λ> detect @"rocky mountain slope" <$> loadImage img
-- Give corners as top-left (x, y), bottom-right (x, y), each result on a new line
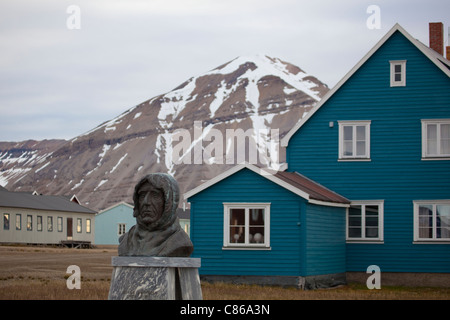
top-left (0, 55), bottom-right (328, 211)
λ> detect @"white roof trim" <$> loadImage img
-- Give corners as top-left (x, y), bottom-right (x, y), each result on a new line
top-left (184, 162), bottom-right (311, 202)
top-left (281, 23), bottom-right (450, 147)
top-left (97, 201), bottom-right (133, 215)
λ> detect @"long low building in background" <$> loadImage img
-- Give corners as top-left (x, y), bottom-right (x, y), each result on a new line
top-left (0, 186), bottom-right (96, 246)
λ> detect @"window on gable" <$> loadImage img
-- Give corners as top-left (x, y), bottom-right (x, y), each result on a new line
top-left (414, 201), bottom-right (450, 242)
top-left (118, 223), bottom-right (127, 236)
top-left (422, 119), bottom-right (450, 159)
top-left (390, 60), bottom-right (406, 87)
top-left (338, 121), bottom-right (371, 160)
top-left (223, 203), bottom-right (270, 249)
top-left (347, 201), bottom-right (384, 242)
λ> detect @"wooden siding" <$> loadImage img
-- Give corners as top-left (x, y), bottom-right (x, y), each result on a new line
top-left (287, 31), bottom-right (450, 273)
top-left (305, 204), bottom-right (346, 276)
top-left (94, 203), bottom-right (134, 245)
top-left (189, 168), bottom-right (305, 277)
top-left (0, 207), bottom-right (95, 244)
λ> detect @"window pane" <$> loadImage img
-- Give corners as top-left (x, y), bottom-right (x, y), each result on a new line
top-left (356, 141), bottom-right (366, 156)
top-left (249, 209), bottom-right (264, 244)
top-left (57, 217), bottom-right (63, 232)
top-left (419, 205), bottom-right (433, 238)
top-left (394, 64), bottom-right (402, 73)
top-left (343, 126), bottom-right (353, 141)
top-left (349, 205), bottom-right (362, 217)
top-left (27, 215), bottom-right (32, 231)
top-left (427, 124), bottom-right (437, 139)
top-left (365, 227), bottom-right (379, 238)
top-left (440, 124), bottom-right (450, 155)
top-left (348, 206), bottom-right (362, 238)
top-left (249, 209), bottom-right (264, 225)
top-left (249, 227), bottom-right (265, 243)
top-left (366, 205), bottom-right (379, 217)
top-left (77, 218), bottom-right (82, 233)
top-left (356, 126), bottom-right (366, 140)
top-left (3, 214), bottom-right (10, 230)
top-left (427, 124), bottom-right (437, 155)
top-left (348, 227), bottom-right (361, 238)
top-left (349, 216), bottom-right (361, 226)
top-left (37, 216), bottom-right (43, 231)
top-left (394, 73), bottom-right (402, 81)
top-left (344, 141), bottom-right (353, 156)
top-left (437, 205), bottom-right (450, 239)
top-left (47, 216), bottom-right (53, 232)
top-left (230, 209), bottom-right (245, 243)
top-left (16, 214), bottom-right (21, 230)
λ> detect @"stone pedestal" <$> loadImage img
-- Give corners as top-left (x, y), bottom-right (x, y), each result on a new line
top-left (108, 256), bottom-right (202, 300)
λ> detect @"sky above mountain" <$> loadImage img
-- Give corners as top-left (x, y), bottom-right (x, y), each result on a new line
top-left (1, 0), bottom-right (449, 141)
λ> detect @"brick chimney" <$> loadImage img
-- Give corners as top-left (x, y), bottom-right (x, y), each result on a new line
top-left (429, 22), bottom-right (444, 55)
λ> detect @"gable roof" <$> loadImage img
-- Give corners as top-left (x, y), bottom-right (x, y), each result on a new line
top-left (0, 189), bottom-right (96, 214)
top-left (184, 162), bottom-right (350, 207)
top-left (97, 201), bottom-right (133, 215)
top-left (281, 23), bottom-right (450, 147)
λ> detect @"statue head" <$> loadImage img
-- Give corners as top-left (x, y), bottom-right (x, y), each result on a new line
top-left (132, 173), bottom-right (179, 231)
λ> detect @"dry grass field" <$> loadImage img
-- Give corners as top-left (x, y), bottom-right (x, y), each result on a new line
top-left (0, 245), bottom-right (449, 300)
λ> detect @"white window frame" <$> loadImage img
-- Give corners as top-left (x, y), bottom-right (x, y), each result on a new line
top-left (390, 60), bottom-right (406, 87)
top-left (223, 203), bottom-right (271, 250)
top-left (118, 223), bottom-right (127, 236)
top-left (346, 200), bottom-right (384, 242)
top-left (338, 121), bottom-right (371, 160)
top-left (86, 219), bottom-right (91, 234)
top-left (413, 200), bottom-right (450, 243)
top-left (57, 216), bottom-right (63, 232)
top-left (421, 119), bottom-right (450, 159)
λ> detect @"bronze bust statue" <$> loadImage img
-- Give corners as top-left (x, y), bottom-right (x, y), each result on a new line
top-left (118, 173), bottom-right (193, 257)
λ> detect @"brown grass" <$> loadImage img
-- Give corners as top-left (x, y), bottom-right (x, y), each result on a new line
top-left (0, 245), bottom-right (449, 300)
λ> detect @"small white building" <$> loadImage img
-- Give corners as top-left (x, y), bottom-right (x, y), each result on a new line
top-left (0, 188), bottom-right (96, 246)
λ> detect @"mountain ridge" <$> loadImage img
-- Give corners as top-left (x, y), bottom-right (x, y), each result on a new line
top-left (0, 55), bottom-right (329, 211)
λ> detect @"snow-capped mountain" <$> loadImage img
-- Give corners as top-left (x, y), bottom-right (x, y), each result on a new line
top-left (0, 55), bottom-right (328, 211)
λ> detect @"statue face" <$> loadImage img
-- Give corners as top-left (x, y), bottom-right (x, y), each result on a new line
top-left (136, 182), bottom-right (165, 225)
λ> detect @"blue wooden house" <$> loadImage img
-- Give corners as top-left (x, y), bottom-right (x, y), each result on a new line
top-left (185, 24), bottom-right (450, 288)
top-left (94, 201), bottom-right (134, 245)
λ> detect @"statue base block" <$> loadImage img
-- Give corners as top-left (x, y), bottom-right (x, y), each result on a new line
top-left (108, 256), bottom-right (202, 300)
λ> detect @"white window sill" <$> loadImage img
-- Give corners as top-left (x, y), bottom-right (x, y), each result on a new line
top-left (222, 246), bottom-right (272, 251)
top-left (338, 158), bottom-right (371, 162)
top-left (421, 157), bottom-right (450, 161)
top-left (346, 240), bottom-right (384, 244)
top-left (413, 241), bottom-right (450, 244)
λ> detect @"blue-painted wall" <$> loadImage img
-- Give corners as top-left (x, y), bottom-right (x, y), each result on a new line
top-left (94, 203), bottom-right (134, 245)
top-left (189, 168), bottom-right (346, 277)
top-left (287, 31), bottom-right (450, 272)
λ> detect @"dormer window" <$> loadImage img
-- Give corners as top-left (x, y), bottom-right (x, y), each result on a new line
top-left (390, 60), bottom-right (406, 87)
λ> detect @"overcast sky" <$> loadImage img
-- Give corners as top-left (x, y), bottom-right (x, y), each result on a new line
top-left (1, 0), bottom-right (449, 142)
